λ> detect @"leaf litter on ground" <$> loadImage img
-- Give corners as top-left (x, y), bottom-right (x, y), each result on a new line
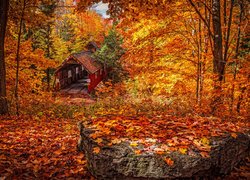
top-left (0, 113), bottom-right (249, 179)
top-left (0, 115), bottom-right (91, 179)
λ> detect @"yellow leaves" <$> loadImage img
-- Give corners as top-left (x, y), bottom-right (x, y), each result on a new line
top-left (201, 137), bottom-right (210, 145)
top-left (131, 18), bottom-right (166, 43)
top-left (93, 147), bottom-right (100, 154)
top-left (95, 138), bottom-right (103, 144)
top-left (111, 138), bottom-right (122, 144)
top-left (179, 148), bottom-right (187, 155)
top-left (164, 157), bottom-right (174, 166)
top-left (126, 126), bottom-right (135, 133)
top-left (130, 141), bottom-right (138, 147)
top-left (193, 137), bottom-right (211, 151)
top-left (192, 137), bottom-right (211, 158)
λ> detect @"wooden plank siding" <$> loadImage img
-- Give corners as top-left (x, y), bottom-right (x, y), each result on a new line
top-left (54, 50), bottom-right (107, 93)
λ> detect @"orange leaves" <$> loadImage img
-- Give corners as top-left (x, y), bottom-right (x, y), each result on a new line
top-left (134, 150), bottom-right (142, 155)
top-left (200, 152), bottom-right (210, 158)
top-left (154, 148), bottom-right (165, 155)
top-left (164, 158), bottom-right (174, 166)
top-left (54, 149), bottom-right (63, 155)
top-left (193, 139), bottom-right (211, 152)
top-left (231, 133), bottom-right (238, 139)
top-left (93, 147), bottom-right (101, 154)
top-left (86, 114), bottom-right (248, 159)
top-left (0, 116), bottom-right (91, 179)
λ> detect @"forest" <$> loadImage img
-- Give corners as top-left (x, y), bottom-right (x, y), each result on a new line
top-left (0, 0), bottom-right (249, 179)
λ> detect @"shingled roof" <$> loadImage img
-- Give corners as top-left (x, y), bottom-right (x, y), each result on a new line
top-left (56, 51), bottom-right (102, 74)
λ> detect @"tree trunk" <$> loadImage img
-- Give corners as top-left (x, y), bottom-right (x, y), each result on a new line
top-left (0, 0), bottom-right (9, 115)
top-left (46, 24), bottom-right (51, 91)
top-left (230, 2), bottom-right (243, 113)
top-left (14, 0), bottom-right (26, 116)
top-left (46, 68), bottom-right (50, 91)
top-left (210, 0), bottom-right (224, 114)
top-left (223, 0), bottom-right (234, 66)
top-left (212, 0), bottom-right (224, 81)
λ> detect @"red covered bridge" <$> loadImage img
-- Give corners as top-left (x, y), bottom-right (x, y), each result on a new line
top-left (54, 50), bottom-right (107, 93)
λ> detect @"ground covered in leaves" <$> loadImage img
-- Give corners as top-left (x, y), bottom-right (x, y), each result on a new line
top-left (0, 116), bottom-right (92, 179)
top-left (86, 114), bottom-right (249, 158)
top-left (0, 114), bottom-right (249, 179)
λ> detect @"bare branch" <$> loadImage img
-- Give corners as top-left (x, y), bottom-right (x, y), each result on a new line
top-left (187, 0), bottom-right (214, 40)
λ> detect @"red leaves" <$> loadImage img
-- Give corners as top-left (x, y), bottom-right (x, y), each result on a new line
top-left (87, 114), bottom-right (247, 157)
top-left (0, 111), bottom-right (247, 179)
top-left (0, 116), bottom-right (90, 179)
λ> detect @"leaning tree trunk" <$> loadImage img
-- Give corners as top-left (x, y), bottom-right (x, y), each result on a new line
top-left (0, 0), bottom-right (9, 115)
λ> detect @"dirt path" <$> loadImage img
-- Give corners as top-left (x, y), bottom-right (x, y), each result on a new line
top-left (56, 81), bottom-right (96, 106)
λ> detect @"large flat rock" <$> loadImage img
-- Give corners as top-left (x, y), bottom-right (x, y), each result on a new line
top-left (77, 122), bottom-right (250, 179)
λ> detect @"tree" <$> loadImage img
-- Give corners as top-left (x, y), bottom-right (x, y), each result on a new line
top-left (31, 0), bottom-right (57, 91)
top-left (94, 27), bottom-right (125, 83)
top-left (0, 0), bottom-right (9, 115)
top-left (7, 0), bottom-right (58, 114)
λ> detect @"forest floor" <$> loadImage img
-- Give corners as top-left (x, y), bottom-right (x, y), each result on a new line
top-left (1, 115), bottom-right (249, 179)
top-left (0, 95), bottom-right (249, 179)
top-left (0, 116), bottom-right (92, 179)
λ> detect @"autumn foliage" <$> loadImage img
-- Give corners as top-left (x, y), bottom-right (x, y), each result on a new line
top-left (0, 0), bottom-right (249, 179)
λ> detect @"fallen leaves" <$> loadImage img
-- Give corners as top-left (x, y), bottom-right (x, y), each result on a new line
top-left (154, 148), bottom-right (165, 154)
top-left (111, 138), bottom-right (122, 144)
top-left (164, 158), bottom-right (174, 166)
top-left (200, 151), bottom-right (210, 158)
top-left (93, 147), bottom-right (101, 154)
top-left (130, 141), bottom-right (138, 147)
top-left (87, 114), bottom-right (248, 158)
top-left (95, 138), bottom-right (103, 144)
top-left (201, 137), bottom-right (210, 145)
top-left (0, 115), bottom-right (91, 179)
top-left (231, 133), bottom-right (238, 139)
top-left (179, 148), bottom-right (187, 154)
top-left (0, 111), bottom-right (248, 179)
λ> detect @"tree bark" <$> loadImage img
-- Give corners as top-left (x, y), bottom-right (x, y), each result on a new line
top-left (210, 0), bottom-right (225, 114)
top-left (223, 0), bottom-right (234, 66)
top-left (46, 24), bottom-right (52, 91)
top-left (0, 0), bottom-right (9, 115)
top-left (212, 0), bottom-right (224, 81)
top-left (230, 2), bottom-right (243, 113)
top-left (14, 0), bottom-right (26, 116)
